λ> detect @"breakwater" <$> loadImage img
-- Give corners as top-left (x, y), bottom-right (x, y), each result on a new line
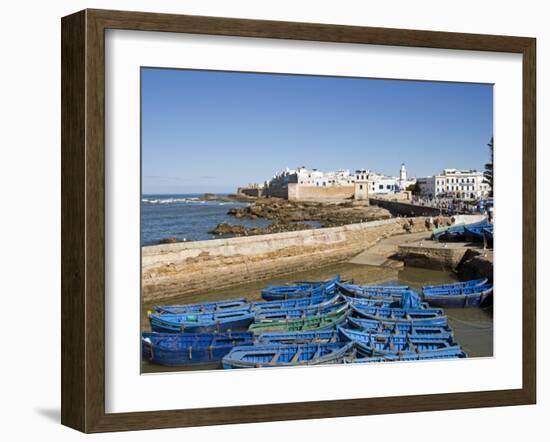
top-left (142, 217), bottom-right (436, 302)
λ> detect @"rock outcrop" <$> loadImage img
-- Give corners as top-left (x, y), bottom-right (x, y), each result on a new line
top-left (209, 221), bottom-right (314, 237)
top-left (227, 199), bottom-right (392, 227)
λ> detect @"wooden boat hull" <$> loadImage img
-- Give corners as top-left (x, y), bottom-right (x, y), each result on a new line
top-left (261, 275), bottom-right (340, 301)
top-left (248, 310), bottom-right (348, 334)
top-left (337, 284), bottom-right (423, 309)
top-left (253, 300), bottom-right (347, 322)
top-left (153, 297), bottom-right (249, 314)
top-left (252, 294), bottom-right (330, 311)
top-left (350, 305), bottom-right (447, 326)
top-left (433, 220), bottom-right (491, 242)
top-left (142, 332), bottom-right (254, 366)
top-left (422, 287), bottom-right (493, 308)
top-left (149, 310), bottom-right (255, 333)
top-left (343, 318), bottom-right (454, 339)
top-left (338, 327), bottom-right (458, 357)
top-left (255, 330), bottom-right (339, 345)
top-left (222, 342), bottom-right (354, 369)
top-left (422, 278), bottom-right (488, 291)
top-left (337, 282), bottom-right (409, 295)
top-left (153, 294), bottom-right (334, 315)
top-left (342, 295), bottom-right (428, 310)
top-left (350, 348), bottom-right (467, 363)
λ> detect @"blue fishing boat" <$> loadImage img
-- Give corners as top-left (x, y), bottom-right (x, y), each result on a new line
top-left (422, 278), bottom-right (488, 291)
top-left (433, 219), bottom-right (491, 242)
top-left (423, 283), bottom-right (492, 295)
top-left (336, 284), bottom-right (423, 309)
top-left (464, 222), bottom-right (493, 242)
top-left (338, 327), bottom-right (458, 357)
top-left (350, 304), bottom-right (447, 326)
top-left (350, 348), bottom-right (467, 363)
top-left (153, 297), bottom-right (249, 314)
top-left (255, 330), bottom-right (339, 344)
top-left (252, 294), bottom-right (331, 312)
top-left (248, 308), bottom-right (348, 333)
top-left (342, 294), bottom-right (428, 310)
top-left (422, 284), bottom-right (493, 308)
top-left (149, 309), bottom-right (255, 333)
top-left (142, 332), bottom-right (254, 366)
top-left (346, 316), bottom-right (453, 338)
top-left (341, 295), bottom-right (400, 308)
top-left (253, 301), bottom-right (348, 322)
top-left (337, 282), bottom-right (409, 295)
top-left (222, 342), bottom-right (354, 369)
top-left (261, 275), bottom-right (341, 301)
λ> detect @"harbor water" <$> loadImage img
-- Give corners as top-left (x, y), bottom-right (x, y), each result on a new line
top-left (141, 263), bottom-right (493, 373)
top-left (141, 194), bottom-right (271, 245)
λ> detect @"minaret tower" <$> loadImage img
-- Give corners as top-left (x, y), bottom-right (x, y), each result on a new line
top-left (399, 163), bottom-right (407, 190)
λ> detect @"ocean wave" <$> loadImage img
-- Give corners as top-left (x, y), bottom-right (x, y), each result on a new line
top-left (140, 197), bottom-right (237, 206)
top-left (142, 197), bottom-right (201, 205)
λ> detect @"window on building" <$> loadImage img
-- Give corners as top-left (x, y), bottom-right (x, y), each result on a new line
top-left (359, 184), bottom-right (363, 190)
top-left (378, 184), bottom-right (383, 190)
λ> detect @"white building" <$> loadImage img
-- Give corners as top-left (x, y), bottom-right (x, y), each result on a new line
top-left (265, 164), bottom-right (416, 199)
top-left (417, 169), bottom-right (490, 199)
top-left (355, 164), bottom-right (416, 195)
top-left (269, 167), bottom-right (354, 188)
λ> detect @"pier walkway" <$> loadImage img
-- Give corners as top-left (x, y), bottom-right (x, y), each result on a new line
top-left (349, 231), bottom-right (430, 268)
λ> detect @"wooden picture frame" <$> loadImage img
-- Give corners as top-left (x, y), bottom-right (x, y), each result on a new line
top-left (61, 8), bottom-right (536, 433)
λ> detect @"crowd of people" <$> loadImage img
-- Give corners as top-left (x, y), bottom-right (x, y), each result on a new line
top-left (410, 196), bottom-right (489, 216)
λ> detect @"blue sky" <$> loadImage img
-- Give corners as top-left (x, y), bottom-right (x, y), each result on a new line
top-left (141, 68), bottom-right (493, 194)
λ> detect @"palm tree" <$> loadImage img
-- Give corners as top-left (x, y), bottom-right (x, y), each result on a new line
top-left (484, 137), bottom-right (494, 197)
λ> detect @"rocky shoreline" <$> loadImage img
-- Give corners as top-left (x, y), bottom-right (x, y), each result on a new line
top-left (200, 192), bottom-right (254, 203)
top-left (227, 198), bottom-right (392, 225)
top-left (209, 221), bottom-right (315, 237)
top-left (203, 198), bottom-right (398, 238)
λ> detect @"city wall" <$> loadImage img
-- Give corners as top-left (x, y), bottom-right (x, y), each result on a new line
top-left (142, 217), bottom-right (433, 302)
top-left (287, 183), bottom-right (355, 202)
top-left (369, 198), bottom-right (444, 217)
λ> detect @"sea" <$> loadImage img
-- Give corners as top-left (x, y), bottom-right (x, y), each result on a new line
top-left (141, 193), bottom-right (272, 246)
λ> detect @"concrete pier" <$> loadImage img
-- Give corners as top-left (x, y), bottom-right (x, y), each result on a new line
top-left (142, 217), bottom-right (436, 302)
top-left (398, 239), bottom-right (492, 276)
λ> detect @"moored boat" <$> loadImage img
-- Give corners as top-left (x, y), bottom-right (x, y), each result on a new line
top-left (464, 221), bottom-right (493, 242)
top-left (422, 284), bottom-right (493, 308)
top-left (261, 275), bottom-right (340, 301)
top-left (338, 327), bottom-right (458, 357)
top-left (255, 330), bottom-right (339, 345)
top-left (142, 332), bottom-right (254, 366)
top-left (149, 309), bottom-right (255, 333)
top-left (337, 282), bottom-right (409, 295)
top-left (346, 316), bottom-right (453, 338)
top-left (222, 342), bottom-right (354, 369)
top-left (422, 278), bottom-right (488, 291)
top-left (349, 348), bottom-right (467, 363)
top-left (342, 294), bottom-right (428, 310)
top-left (153, 297), bottom-right (249, 314)
top-left (336, 283), bottom-right (423, 308)
top-left (252, 294), bottom-right (332, 312)
top-left (350, 304), bottom-right (448, 326)
top-left (433, 219), bottom-right (491, 242)
top-left (248, 309), bottom-right (348, 334)
top-left (253, 300), bottom-right (348, 322)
